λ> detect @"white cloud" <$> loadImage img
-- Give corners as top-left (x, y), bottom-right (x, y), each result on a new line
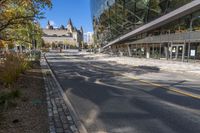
top-left (49, 20), bottom-right (56, 26)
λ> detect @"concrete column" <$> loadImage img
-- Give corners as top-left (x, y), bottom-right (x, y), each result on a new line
top-left (182, 43), bottom-right (185, 62)
top-left (159, 43), bottom-right (162, 59)
top-left (127, 44), bottom-right (132, 57)
top-left (19, 45), bottom-right (22, 53)
top-left (110, 46), bottom-right (113, 55)
top-left (187, 42), bottom-right (191, 62)
top-left (136, 44), bottom-right (138, 57)
top-left (170, 42), bottom-right (173, 60)
top-left (146, 45), bottom-right (150, 59)
top-left (164, 46), bottom-right (168, 59)
top-left (167, 42), bottom-right (170, 60)
top-left (175, 45), bottom-right (178, 59)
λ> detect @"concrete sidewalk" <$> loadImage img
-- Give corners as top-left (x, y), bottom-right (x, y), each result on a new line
top-left (84, 54), bottom-right (200, 75)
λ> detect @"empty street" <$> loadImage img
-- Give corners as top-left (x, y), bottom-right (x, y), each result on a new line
top-left (45, 50), bottom-right (200, 133)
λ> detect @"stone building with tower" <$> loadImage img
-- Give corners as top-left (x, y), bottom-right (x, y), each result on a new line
top-left (42, 19), bottom-right (83, 49)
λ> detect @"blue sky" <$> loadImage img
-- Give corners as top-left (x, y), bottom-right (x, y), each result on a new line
top-left (39, 0), bottom-right (93, 32)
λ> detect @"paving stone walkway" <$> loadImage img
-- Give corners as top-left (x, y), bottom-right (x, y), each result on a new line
top-left (41, 56), bottom-right (79, 133)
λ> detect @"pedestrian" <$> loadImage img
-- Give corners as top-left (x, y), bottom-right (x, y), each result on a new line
top-left (60, 47), bottom-right (62, 53)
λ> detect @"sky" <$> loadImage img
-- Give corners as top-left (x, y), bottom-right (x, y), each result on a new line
top-left (39, 0), bottom-right (93, 33)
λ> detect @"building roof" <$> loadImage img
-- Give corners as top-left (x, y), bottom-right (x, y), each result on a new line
top-left (42, 36), bottom-right (74, 44)
top-left (68, 18), bottom-right (73, 26)
top-left (43, 29), bottom-right (72, 37)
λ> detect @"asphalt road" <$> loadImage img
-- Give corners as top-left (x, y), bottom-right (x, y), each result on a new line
top-left (46, 50), bottom-right (200, 133)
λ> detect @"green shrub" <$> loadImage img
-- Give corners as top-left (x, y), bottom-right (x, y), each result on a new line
top-left (34, 51), bottom-right (41, 61)
top-left (29, 50), bottom-right (41, 61)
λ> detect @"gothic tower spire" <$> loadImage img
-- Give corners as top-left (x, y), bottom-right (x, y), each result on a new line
top-left (48, 20), bottom-right (50, 25)
top-left (80, 26), bottom-right (83, 34)
top-left (68, 18), bottom-right (73, 26)
top-left (47, 20), bottom-right (53, 29)
top-left (67, 18), bottom-right (74, 33)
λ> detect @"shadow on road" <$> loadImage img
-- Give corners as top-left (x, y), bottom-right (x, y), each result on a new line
top-left (46, 53), bottom-right (200, 133)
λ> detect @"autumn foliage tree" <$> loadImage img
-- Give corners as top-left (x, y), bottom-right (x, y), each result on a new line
top-left (0, 0), bottom-right (52, 48)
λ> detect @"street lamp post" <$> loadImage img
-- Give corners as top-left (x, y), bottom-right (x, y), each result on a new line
top-left (31, 29), bottom-right (38, 60)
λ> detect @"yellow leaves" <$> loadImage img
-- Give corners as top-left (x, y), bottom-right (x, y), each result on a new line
top-left (1, 4), bottom-right (32, 27)
top-left (0, 40), bottom-right (9, 48)
top-left (20, 0), bottom-right (32, 7)
top-left (0, 0), bottom-right (52, 47)
top-left (0, 40), bottom-right (14, 49)
top-left (0, 40), bottom-right (4, 48)
top-left (1, 9), bottom-right (15, 20)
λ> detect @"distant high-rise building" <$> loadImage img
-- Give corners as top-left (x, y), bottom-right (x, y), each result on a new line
top-left (84, 32), bottom-right (94, 45)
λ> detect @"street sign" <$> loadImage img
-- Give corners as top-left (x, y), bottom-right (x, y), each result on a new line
top-left (190, 50), bottom-right (195, 56)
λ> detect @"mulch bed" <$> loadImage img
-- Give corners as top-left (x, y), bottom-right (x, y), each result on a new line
top-left (0, 61), bottom-right (49, 133)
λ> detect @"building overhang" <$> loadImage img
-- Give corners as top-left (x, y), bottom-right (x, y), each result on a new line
top-left (125, 31), bottom-right (200, 45)
top-left (103, 0), bottom-right (200, 49)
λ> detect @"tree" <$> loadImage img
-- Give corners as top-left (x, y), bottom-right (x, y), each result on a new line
top-left (0, 40), bottom-right (7, 49)
top-left (0, 0), bottom-right (52, 47)
top-left (1, 21), bottom-right (43, 48)
top-left (0, 0), bottom-right (52, 32)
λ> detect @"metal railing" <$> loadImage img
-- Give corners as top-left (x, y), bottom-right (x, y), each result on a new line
top-left (130, 31), bottom-right (200, 44)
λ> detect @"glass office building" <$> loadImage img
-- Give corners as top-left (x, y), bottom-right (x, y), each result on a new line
top-left (91, 0), bottom-right (200, 61)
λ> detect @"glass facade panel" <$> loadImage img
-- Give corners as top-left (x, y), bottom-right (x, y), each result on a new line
top-left (91, 0), bottom-right (194, 47)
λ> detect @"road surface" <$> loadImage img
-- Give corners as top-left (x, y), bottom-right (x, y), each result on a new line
top-left (46, 50), bottom-right (200, 133)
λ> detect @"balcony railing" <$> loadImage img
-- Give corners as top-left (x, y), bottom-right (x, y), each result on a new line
top-left (131, 31), bottom-right (200, 44)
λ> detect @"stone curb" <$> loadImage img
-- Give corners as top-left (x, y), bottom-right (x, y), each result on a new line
top-left (41, 54), bottom-right (88, 133)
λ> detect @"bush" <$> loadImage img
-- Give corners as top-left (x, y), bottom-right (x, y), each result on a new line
top-left (34, 51), bottom-right (41, 61)
top-left (29, 50), bottom-right (41, 61)
top-left (41, 48), bottom-right (49, 52)
top-left (0, 53), bottom-right (30, 87)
